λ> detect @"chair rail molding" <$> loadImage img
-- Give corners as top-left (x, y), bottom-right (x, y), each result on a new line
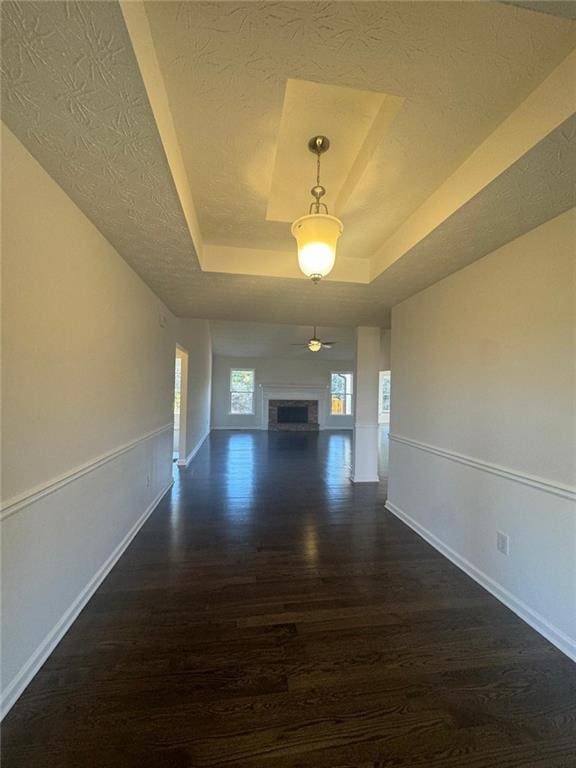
top-left (1, 424), bottom-right (174, 521)
top-left (389, 433), bottom-right (575, 501)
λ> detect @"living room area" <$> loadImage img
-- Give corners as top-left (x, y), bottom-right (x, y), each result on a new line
top-left (208, 320), bottom-right (392, 475)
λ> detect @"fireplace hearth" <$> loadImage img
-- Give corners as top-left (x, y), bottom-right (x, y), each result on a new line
top-left (269, 399), bottom-right (318, 431)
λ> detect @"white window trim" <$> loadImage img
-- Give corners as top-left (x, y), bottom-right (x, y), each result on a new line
top-left (229, 368), bottom-right (256, 415)
top-left (330, 371), bottom-right (354, 417)
top-left (379, 370), bottom-right (391, 416)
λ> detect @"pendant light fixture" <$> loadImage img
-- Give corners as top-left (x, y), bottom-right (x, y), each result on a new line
top-left (291, 136), bottom-right (343, 282)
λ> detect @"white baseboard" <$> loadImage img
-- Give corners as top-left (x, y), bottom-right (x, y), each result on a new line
top-left (385, 499), bottom-right (576, 664)
top-left (352, 473), bottom-right (379, 483)
top-left (0, 480), bottom-right (174, 719)
top-left (177, 428), bottom-right (210, 467)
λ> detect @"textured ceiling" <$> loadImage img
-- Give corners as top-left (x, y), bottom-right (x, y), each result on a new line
top-left (210, 321), bottom-right (355, 360)
top-left (1, 1), bottom-right (575, 328)
top-left (145, 0), bottom-right (575, 259)
top-left (0, 0), bottom-right (201, 303)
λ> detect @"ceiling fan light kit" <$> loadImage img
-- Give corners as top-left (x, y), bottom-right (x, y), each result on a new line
top-left (291, 135), bottom-right (343, 282)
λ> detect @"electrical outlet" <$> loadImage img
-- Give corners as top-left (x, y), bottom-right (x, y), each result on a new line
top-left (496, 531), bottom-right (509, 556)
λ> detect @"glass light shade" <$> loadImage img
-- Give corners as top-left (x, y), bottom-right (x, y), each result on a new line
top-left (291, 213), bottom-right (343, 280)
top-left (308, 338), bottom-right (322, 352)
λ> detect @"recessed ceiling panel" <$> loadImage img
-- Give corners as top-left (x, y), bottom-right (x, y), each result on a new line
top-left (2, 0), bottom-right (575, 327)
top-left (145, 0), bottom-right (576, 261)
top-left (266, 79), bottom-right (402, 225)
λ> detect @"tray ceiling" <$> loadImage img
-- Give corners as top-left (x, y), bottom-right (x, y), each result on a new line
top-left (1, 0), bottom-right (575, 327)
top-left (266, 79), bottom-right (403, 229)
top-left (145, 0), bottom-right (575, 262)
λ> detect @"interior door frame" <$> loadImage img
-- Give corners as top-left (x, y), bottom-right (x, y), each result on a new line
top-left (175, 344), bottom-right (189, 465)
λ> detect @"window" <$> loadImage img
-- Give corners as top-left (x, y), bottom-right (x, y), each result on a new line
top-left (331, 372), bottom-right (353, 415)
top-left (230, 369), bottom-right (255, 414)
top-left (379, 370), bottom-right (391, 416)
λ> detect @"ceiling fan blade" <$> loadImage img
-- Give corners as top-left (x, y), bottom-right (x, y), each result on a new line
top-left (321, 341), bottom-right (337, 347)
top-left (290, 343), bottom-right (309, 346)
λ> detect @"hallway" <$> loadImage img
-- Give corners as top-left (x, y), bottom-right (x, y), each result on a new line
top-left (2, 431), bottom-right (575, 767)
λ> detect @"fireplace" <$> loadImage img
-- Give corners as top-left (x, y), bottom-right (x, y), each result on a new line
top-left (268, 399), bottom-right (319, 431)
top-left (278, 405), bottom-right (308, 424)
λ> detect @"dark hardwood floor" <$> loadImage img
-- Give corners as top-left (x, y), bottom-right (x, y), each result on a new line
top-left (2, 430), bottom-right (575, 767)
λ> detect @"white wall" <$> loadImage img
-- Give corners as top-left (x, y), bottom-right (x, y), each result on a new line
top-left (211, 355), bottom-right (355, 430)
top-left (0, 125), bottom-right (212, 715)
top-left (352, 327), bottom-right (381, 483)
top-left (387, 208), bottom-right (576, 660)
top-left (379, 329), bottom-right (391, 370)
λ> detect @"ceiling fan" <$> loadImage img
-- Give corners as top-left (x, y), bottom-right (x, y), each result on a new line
top-left (292, 327), bottom-right (337, 353)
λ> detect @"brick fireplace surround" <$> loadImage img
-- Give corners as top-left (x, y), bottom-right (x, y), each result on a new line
top-left (268, 399), bottom-right (319, 431)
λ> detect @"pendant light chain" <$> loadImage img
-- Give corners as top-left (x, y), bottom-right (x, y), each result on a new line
top-left (310, 137), bottom-right (328, 215)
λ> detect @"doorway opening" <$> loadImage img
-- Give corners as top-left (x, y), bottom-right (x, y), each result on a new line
top-left (173, 345), bottom-right (189, 464)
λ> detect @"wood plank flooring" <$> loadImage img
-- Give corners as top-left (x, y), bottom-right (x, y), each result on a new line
top-left (2, 430), bottom-right (575, 767)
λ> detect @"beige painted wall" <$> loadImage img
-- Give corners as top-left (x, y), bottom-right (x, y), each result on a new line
top-left (388, 208), bottom-right (576, 658)
top-left (0, 125), bottom-right (212, 714)
top-left (1, 123), bottom-right (177, 501)
top-left (379, 329), bottom-right (391, 371)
